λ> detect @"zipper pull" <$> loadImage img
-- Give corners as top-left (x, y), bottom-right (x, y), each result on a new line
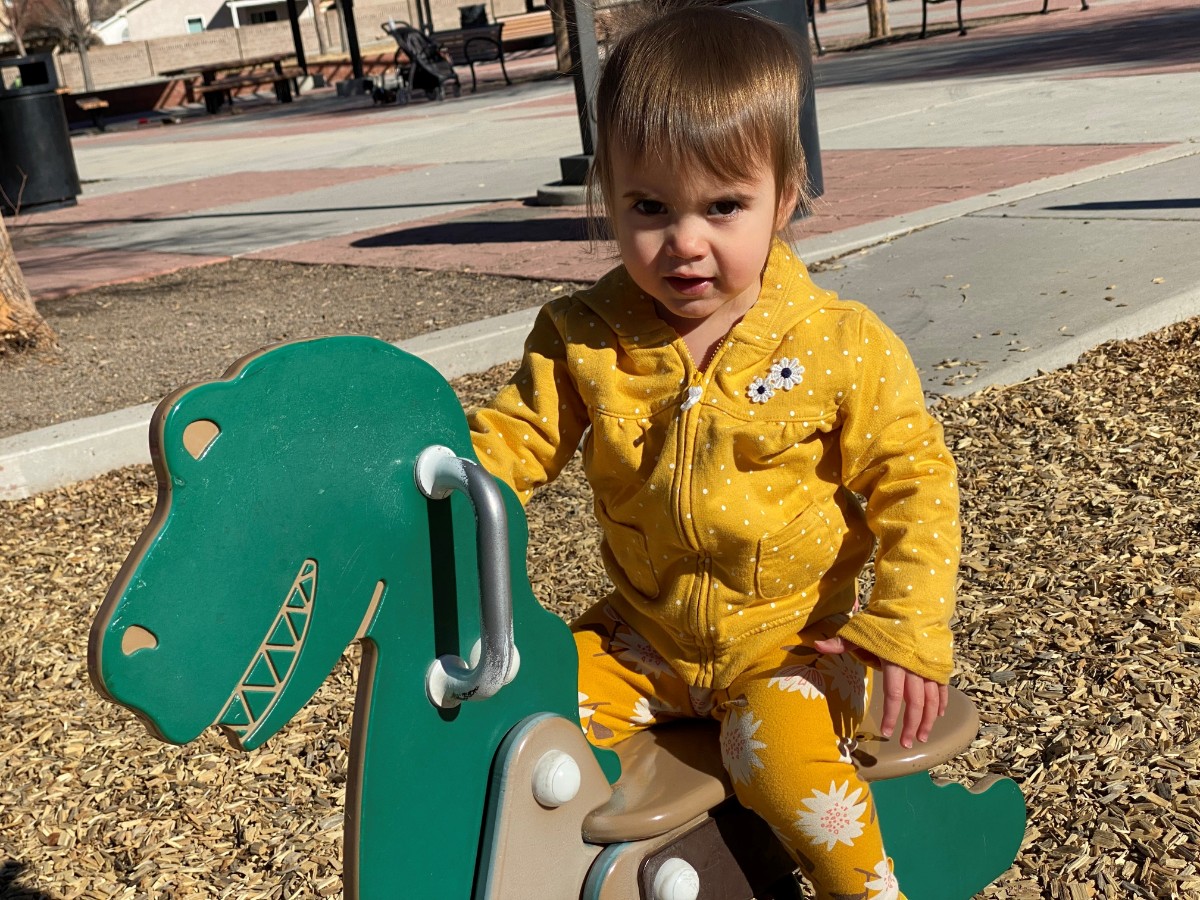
top-left (681, 385), bottom-right (703, 412)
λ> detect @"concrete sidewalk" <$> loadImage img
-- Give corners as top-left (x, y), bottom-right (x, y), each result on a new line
top-left (3, 0), bottom-right (1199, 499)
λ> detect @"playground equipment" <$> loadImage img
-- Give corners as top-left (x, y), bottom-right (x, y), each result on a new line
top-left (89, 336), bottom-right (1026, 899)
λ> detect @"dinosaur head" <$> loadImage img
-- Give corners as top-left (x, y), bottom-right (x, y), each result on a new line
top-left (89, 336), bottom-right (470, 750)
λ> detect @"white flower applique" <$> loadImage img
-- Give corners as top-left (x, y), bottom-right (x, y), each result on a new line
top-left (748, 377), bottom-right (776, 404)
top-left (747, 357), bottom-right (804, 403)
top-left (769, 357), bottom-right (804, 390)
top-left (681, 385), bottom-right (704, 411)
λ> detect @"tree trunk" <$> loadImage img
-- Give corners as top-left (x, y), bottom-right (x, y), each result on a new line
top-left (0, 216), bottom-right (56, 354)
top-left (867, 0), bottom-right (891, 38)
top-left (77, 40), bottom-right (96, 92)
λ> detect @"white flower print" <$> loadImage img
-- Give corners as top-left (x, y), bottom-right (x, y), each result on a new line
top-left (769, 357), bottom-right (804, 390)
top-left (688, 686), bottom-right (716, 717)
top-left (611, 628), bottom-right (677, 679)
top-left (747, 377), bottom-right (776, 403)
top-left (720, 705), bottom-right (768, 785)
top-left (864, 856), bottom-right (900, 900)
top-left (796, 780), bottom-right (868, 851)
top-left (817, 652), bottom-right (868, 715)
top-left (836, 735), bottom-right (858, 766)
top-left (578, 691), bottom-right (595, 727)
top-left (768, 663), bottom-right (826, 699)
top-left (631, 694), bottom-right (678, 725)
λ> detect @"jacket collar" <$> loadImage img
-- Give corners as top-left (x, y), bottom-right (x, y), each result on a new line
top-left (576, 238), bottom-right (827, 351)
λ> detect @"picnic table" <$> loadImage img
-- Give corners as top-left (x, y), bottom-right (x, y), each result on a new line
top-left (160, 53), bottom-right (303, 114)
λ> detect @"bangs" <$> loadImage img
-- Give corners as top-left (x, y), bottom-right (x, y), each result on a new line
top-left (589, 5), bottom-right (810, 231)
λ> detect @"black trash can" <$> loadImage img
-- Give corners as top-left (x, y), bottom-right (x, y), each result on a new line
top-left (460, 4), bottom-right (489, 27)
top-left (0, 54), bottom-right (82, 216)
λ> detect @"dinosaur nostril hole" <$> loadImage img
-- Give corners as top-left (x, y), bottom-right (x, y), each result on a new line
top-left (121, 625), bottom-right (158, 656)
top-left (182, 419), bottom-right (220, 460)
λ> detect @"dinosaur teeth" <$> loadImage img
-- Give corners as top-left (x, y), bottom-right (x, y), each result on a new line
top-left (213, 558), bottom-right (316, 742)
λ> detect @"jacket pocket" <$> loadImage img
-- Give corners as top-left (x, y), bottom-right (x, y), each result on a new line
top-left (755, 503), bottom-right (836, 601)
top-left (600, 517), bottom-right (660, 598)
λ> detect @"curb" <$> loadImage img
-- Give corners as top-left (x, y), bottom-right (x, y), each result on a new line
top-left (0, 308), bottom-right (537, 501)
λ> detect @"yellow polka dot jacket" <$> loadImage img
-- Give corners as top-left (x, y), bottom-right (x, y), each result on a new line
top-left (469, 240), bottom-right (960, 687)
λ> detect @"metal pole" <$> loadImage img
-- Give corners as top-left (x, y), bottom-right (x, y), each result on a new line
top-left (557, 0), bottom-right (600, 185)
top-left (343, 0), bottom-right (364, 79)
top-left (728, 0), bottom-right (824, 198)
top-left (285, 0), bottom-right (309, 73)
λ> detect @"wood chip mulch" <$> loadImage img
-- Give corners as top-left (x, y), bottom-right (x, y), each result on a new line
top-left (1, 318), bottom-right (1197, 899)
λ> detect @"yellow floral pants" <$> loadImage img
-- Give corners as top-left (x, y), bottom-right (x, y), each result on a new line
top-left (573, 602), bottom-right (905, 900)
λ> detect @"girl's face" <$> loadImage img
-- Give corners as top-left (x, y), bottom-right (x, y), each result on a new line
top-left (609, 148), bottom-right (794, 332)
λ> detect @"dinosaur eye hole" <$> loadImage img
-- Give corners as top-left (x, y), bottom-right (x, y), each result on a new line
top-left (121, 625), bottom-right (159, 656)
top-left (183, 419), bottom-right (220, 460)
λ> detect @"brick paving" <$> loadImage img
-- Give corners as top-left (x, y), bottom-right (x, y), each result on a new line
top-left (245, 143), bottom-right (1168, 283)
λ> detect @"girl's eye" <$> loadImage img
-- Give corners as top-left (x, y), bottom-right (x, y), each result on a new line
top-left (633, 199), bottom-right (666, 216)
top-left (710, 200), bottom-right (741, 217)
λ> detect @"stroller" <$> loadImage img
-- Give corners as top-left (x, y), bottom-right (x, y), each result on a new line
top-left (376, 19), bottom-right (462, 104)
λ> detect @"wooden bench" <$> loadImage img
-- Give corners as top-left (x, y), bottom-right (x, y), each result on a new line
top-left (495, 8), bottom-right (555, 50)
top-left (191, 66), bottom-right (305, 111)
top-left (431, 24), bottom-right (511, 92)
top-left (74, 96), bottom-right (110, 131)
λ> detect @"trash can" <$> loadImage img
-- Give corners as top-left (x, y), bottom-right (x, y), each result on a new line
top-left (459, 4), bottom-right (489, 27)
top-left (0, 54), bottom-right (82, 215)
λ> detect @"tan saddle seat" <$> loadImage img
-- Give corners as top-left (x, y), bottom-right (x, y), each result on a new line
top-left (583, 685), bottom-right (980, 843)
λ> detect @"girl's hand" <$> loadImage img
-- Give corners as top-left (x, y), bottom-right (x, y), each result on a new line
top-left (812, 636), bottom-right (948, 750)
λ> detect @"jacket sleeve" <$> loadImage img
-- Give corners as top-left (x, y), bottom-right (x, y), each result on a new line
top-left (468, 303), bottom-right (590, 505)
top-left (834, 310), bottom-right (960, 683)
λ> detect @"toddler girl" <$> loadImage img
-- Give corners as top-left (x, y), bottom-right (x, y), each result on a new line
top-left (469, 5), bottom-right (959, 897)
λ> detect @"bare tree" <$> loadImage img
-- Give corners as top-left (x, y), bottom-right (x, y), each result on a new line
top-left (866, 0), bottom-right (890, 39)
top-left (0, 0), bottom-right (39, 55)
top-left (34, 0), bottom-right (116, 91)
top-left (0, 216), bottom-right (56, 355)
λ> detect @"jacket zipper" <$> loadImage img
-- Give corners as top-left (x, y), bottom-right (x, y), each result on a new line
top-left (674, 343), bottom-right (729, 673)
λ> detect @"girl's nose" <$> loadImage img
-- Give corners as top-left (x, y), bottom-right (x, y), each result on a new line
top-left (665, 218), bottom-right (706, 259)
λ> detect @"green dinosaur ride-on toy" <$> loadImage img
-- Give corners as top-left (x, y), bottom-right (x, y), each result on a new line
top-left (89, 336), bottom-right (1026, 899)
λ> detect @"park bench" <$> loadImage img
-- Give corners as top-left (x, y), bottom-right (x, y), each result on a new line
top-left (74, 95), bottom-right (110, 131)
top-left (191, 66), bottom-right (305, 110)
top-left (496, 8), bottom-right (555, 50)
top-left (90, 336), bottom-right (1026, 900)
top-left (921, 0), bottom-right (1088, 37)
top-left (429, 24), bottom-right (511, 92)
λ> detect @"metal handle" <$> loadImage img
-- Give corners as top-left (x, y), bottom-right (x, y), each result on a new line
top-left (415, 445), bottom-right (517, 708)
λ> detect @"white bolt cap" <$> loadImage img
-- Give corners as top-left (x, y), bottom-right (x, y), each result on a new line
top-left (531, 750), bottom-right (581, 807)
top-left (653, 858), bottom-right (700, 900)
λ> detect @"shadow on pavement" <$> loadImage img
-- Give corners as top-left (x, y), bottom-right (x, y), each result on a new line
top-left (1044, 199), bottom-right (1200, 211)
top-left (353, 216), bottom-right (592, 246)
top-left (814, 6), bottom-right (1200, 87)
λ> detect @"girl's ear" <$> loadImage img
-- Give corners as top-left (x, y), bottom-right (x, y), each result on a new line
top-left (774, 184), bottom-right (800, 231)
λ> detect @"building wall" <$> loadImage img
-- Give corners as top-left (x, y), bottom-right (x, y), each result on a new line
top-left (119, 0), bottom-right (233, 40)
top-left (54, 0), bottom-right (558, 91)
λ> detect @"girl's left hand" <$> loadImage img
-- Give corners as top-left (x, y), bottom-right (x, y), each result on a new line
top-left (812, 635), bottom-right (948, 750)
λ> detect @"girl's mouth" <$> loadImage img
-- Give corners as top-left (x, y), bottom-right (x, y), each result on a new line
top-left (665, 276), bottom-right (713, 296)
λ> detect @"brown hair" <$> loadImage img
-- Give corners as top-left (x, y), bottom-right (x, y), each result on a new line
top-left (588, 2), bottom-right (813, 236)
